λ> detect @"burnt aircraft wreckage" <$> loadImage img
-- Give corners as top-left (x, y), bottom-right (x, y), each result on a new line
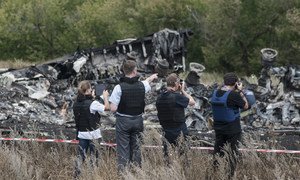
top-left (0, 29), bottom-right (299, 148)
top-left (0, 28), bottom-right (195, 139)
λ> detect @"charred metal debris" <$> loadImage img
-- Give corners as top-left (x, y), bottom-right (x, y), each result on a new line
top-left (0, 28), bottom-right (193, 138)
top-left (0, 29), bottom-right (299, 142)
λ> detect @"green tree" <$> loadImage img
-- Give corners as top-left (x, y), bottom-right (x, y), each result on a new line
top-left (275, 6), bottom-right (300, 65)
top-left (202, 0), bottom-right (298, 74)
top-left (0, 0), bottom-right (70, 60)
top-left (0, 0), bottom-right (299, 74)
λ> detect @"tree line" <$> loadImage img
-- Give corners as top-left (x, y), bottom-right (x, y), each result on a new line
top-left (0, 0), bottom-right (299, 74)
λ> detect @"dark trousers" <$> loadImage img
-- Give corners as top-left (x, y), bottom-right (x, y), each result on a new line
top-left (163, 123), bottom-right (189, 159)
top-left (116, 115), bottom-right (143, 172)
top-left (213, 131), bottom-right (241, 177)
top-left (75, 138), bottom-right (101, 177)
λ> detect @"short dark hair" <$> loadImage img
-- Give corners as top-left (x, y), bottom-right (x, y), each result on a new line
top-left (122, 60), bottom-right (137, 75)
top-left (223, 72), bottom-right (238, 86)
top-left (166, 73), bottom-right (179, 87)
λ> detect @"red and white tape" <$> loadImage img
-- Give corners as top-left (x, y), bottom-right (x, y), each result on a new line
top-left (0, 137), bottom-right (116, 147)
top-left (238, 148), bottom-right (300, 154)
top-left (0, 137), bottom-right (79, 144)
top-left (1, 137), bottom-right (300, 154)
top-left (189, 147), bottom-right (300, 154)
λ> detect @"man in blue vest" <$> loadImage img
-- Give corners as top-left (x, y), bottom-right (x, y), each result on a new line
top-left (211, 72), bottom-right (248, 177)
top-left (109, 60), bottom-right (158, 172)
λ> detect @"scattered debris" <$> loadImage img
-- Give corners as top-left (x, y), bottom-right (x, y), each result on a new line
top-left (0, 28), bottom-right (193, 139)
top-left (0, 29), bottom-right (299, 148)
top-left (244, 48), bottom-right (300, 128)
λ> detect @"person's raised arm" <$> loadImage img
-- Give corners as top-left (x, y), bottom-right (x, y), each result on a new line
top-left (145, 73), bottom-right (158, 83)
top-left (102, 90), bottom-right (110, 111)
top-left (109, 85), bottom-right (121, 113)
top-left (181, 82), bottom-right (195, 106)
top-left (110, 103), bottom-right (118, 113)
top-left (236, 82), bottom-right (249, 110)
top-left (240, 92), bottom-right (249, 110)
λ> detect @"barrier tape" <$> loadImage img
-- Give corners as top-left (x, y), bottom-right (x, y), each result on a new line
top-left (1, 137), bottom-right (300, 154)
top-left (0, 137), bottom-right (116, 147)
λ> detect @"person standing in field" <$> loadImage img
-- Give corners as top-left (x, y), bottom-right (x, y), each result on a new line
top-left (109, 60), bottom-right (158, 172)
top-left (210, 72), bottom-right (248, 177)
top-left (156, 73), bottom-right (195, 161)
top-left (73, 80), bottom-right (110, 177)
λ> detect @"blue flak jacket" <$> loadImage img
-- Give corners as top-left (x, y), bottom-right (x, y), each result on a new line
top-left (210, 89), bottom-right (240, 122)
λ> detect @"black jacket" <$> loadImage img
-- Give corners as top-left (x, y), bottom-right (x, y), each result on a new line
top-left (117, 76), bottom-right (146, 115)
top-left (73, 94), bottom-right (101, 131)
top-left (156, 91), bottom-right (186, 128)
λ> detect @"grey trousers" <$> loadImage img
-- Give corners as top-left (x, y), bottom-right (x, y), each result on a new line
top-left (115, 115), bottom-right (143, 172)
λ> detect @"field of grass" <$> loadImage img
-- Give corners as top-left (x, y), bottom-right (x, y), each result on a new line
top-left (0, 129), bottom-right (299, 180)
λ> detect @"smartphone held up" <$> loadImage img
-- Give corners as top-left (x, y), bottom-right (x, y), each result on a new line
top-left (95, 84), bottom-right (106, 97)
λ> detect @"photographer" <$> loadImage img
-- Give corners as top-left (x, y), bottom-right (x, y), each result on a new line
top-left (210, 72), bottom-right (248, 177)
top-left (156, 73), bottom-right (195, 161)
top-left (73, 80), bottom-right (110, 177)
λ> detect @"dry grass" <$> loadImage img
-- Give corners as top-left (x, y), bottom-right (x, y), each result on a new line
top-left (0, 60), bottom-right (35, 69)
top-left (242, 74), bottom-right (259, 85)
top-left (201, 72), bottom-right (259, 86)
top-left (201, 72), bottom-right (223, 86)
top-left (0, 129), bottom-right (299, 180)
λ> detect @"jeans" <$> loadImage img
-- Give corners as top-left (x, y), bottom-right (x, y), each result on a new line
top-left (162, 123), bottom-right (189, 159)
top-left (75, 138), bottom-right (101, 177)
top-left (116, 115), bottom-right (143, 172)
